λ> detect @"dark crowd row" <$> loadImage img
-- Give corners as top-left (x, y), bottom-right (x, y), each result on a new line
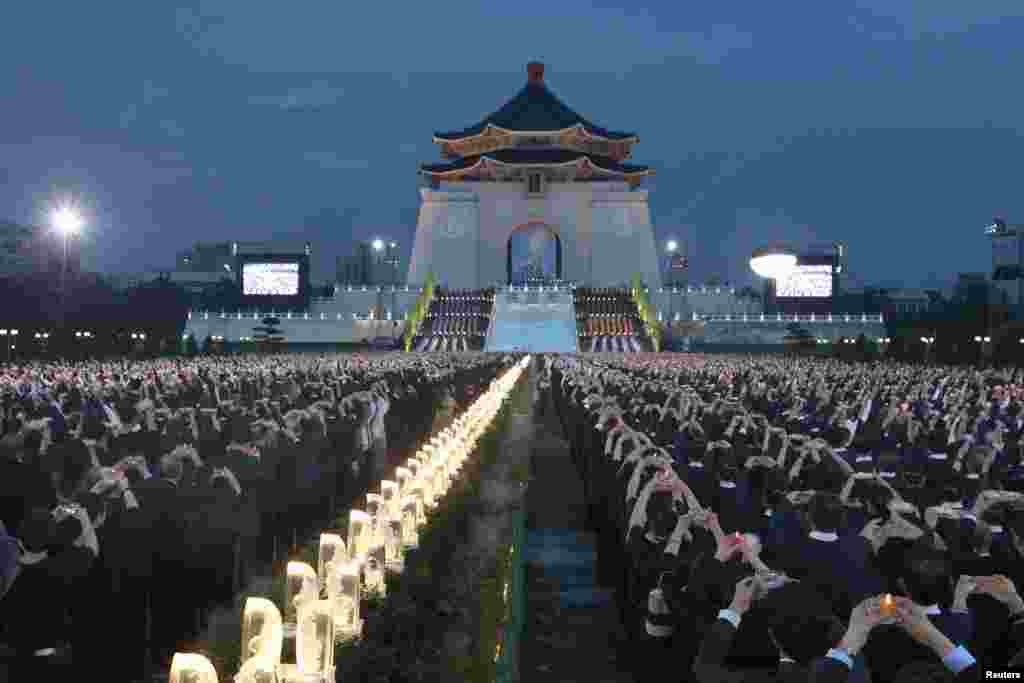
top-left (545, 353), bottom-right (1024, 682)
top-left (0, 352), bottom-right (517, 681)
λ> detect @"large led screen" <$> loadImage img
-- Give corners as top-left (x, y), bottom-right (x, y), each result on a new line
top-left (776, 264), bottom-right (833, 298)
top-left (242, 262), bottom-right (300, 296)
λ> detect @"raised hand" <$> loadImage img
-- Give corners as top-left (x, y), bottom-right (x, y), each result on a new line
top-left (728, 576), bottom-right (757, 617)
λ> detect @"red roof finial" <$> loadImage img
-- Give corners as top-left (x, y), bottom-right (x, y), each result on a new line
top-left (527, 62), bottom-right (545, 84)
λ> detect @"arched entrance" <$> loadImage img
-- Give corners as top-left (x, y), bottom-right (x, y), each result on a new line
top-left (507, 222), bottom-right (562, 285)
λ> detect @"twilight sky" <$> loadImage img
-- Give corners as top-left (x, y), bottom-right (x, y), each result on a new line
top-left (2, 1), bottom-right (1023, 289)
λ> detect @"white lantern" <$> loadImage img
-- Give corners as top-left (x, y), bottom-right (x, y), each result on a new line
top-left (433, 463), bottom-right (448, 498)
top-left (325, 561), bottom-right (362, 640)
top-left (234, 656), bottom-right (278, 683)
top-left (417, 465), bottom-right (436, 506)
top-left (284, 562), bottom-right (319, 638)
top-left (380, 480), bottom-right (399, 516)
top-left (383, 518), bottom-right (404, 571)
top-left (365, 494), bottom-right (386, 545)
top-left (348, 510), bottom-right (373, 563)
top-left (240, 597), bottom-right (283, 668)
top-left (317, 534), bottom-right (346, 593)
top-left (406, 460), bottom-right (421, 478)
top-left (170, 653), bottom-right (218, 683)
top-left (400, 496), bottom-right (421, 548)
top-left (363, 544), bottom-right (387, 596)
top-left (296, 600), bottom-right (336, 676)
top-left (394, 468), bottom-right (413, 494)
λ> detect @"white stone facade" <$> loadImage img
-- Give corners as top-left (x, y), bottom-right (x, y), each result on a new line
top-left (407, 180), bottom-right (662, 289)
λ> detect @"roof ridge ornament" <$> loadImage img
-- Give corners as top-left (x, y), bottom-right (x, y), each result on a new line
top-left (527, 61), bottom-right (545, 84)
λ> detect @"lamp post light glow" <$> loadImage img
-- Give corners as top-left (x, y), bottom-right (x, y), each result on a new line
top-left (666, 240), bottom-right (678, 253)
top-left (51, 205), bottom-right (84, 340)
top-left (52, 206), bottom-right (84, 237)
top-left (371, 238), bottom-right (385, 252)
top-left (749, 246), bottom-right (797, 281)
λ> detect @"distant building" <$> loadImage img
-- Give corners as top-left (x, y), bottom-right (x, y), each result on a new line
top-left (954, 272), bottom-right (1004, 307)
top-left (989, 218), bottom-right (1024, 312)
top-left (338, 242), bottom-right (373, 285)
top-left (880, 288), bottom-right (933, 316)
top-left (337, 240), bottom-right (401, 286)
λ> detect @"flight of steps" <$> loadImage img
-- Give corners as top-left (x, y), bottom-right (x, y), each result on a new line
top-left (486, 289), bottom-right (578, 353)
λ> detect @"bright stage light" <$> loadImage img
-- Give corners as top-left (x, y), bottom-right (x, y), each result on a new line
top-left (749, 246), bottom-right (797, 281)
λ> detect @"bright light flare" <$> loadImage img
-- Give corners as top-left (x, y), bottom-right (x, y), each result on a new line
top-left (749, 248), bottom-right (797, 281)
top-left (52, 205), bottom-right (84, 236)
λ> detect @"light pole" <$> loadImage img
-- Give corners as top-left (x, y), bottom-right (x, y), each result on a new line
top-left (920, 336), bottom-right (935, 364)
top-left (974, 335), bottom-right (992, 366)
top-left (665, 240), bottom-right (678, 287)
top-left (0, 329), bottom-right (18, 362)
top-left (52, 206), bottom-right (84, 342)
top-left (388, 241), bottom-right (399, 286)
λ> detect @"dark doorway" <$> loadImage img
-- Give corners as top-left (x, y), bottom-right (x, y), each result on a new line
top-left (507, 223), bottom-right (562, 285)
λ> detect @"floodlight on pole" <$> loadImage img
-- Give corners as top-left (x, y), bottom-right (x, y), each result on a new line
top-left (749, 245), bottom-right (797, 281)
top-left (372, 239), bottom-right (385, 252)
top-left (52, 206), bottom-right (84, 237)
top-left (666, 240), bottom-right (678, 253)
top-left (51, 204), bottom-right (85, 340)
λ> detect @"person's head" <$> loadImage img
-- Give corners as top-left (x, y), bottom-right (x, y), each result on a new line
top-left (851, 478), bottom-right (895, 518)
top-left (824, 425), bottom-right (851, 449)
top-left (900, 544), bottom-right (954, 607)
top-left (807, 492), bottom-right (844, 533)
top-left (646, 491), bottom-right (677, 539)
top-left (159, 452), bottom-right (184, 483)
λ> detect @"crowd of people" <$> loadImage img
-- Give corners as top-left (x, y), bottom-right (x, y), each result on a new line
top-left (546, 354), bottom-right (1024, 682)
top-left (0, 352), bottom-right (514, 680)
top-left (575, 288), bottom-right (647, 353)
top-left (414, 288), bottom-right (495, 352)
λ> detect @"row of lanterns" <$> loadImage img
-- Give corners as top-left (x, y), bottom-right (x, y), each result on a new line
top-left (169, 355), bottom-right (531, 683)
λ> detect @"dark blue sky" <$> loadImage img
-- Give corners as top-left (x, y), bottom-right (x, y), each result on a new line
top-left (3, 2), bottom-right (1023, 288)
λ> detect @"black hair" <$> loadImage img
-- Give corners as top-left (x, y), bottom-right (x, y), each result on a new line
top-left (769, 614), bottom-right (846, 666)
top-left (808, 492), bottom-right (844, 532)
top-left (646, 491), bottom-right (677, 539)
top-left (901, 543), bottom-right (953, 607)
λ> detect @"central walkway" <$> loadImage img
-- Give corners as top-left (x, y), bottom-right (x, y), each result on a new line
top-left (519, 370), bottom-right (633, 682)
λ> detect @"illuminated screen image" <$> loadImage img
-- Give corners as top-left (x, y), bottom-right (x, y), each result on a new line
top-left (776, 264), bottom-right (833, 298)
top-left (242, 262), bottom-right (300, 296)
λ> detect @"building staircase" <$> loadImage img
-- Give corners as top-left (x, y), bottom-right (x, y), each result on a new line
top-left (486, 289), bottom-right (578, 353)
